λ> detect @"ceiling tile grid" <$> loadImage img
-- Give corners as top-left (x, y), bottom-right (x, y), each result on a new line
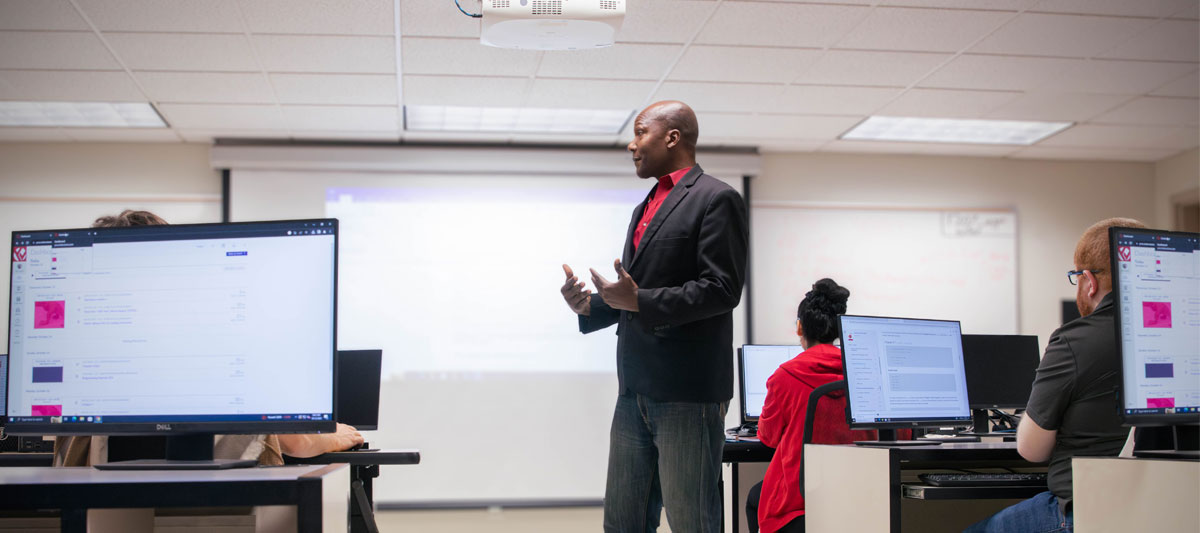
top-left (0, 0), bottom-right (1192, 162)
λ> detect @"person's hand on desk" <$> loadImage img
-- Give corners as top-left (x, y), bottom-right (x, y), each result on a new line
top-left (561, 264), bottom-right (591, 316)
top-left (591, 259), bottom-right (639, 312)
top-left (279, 423), bottom-right (364, 458)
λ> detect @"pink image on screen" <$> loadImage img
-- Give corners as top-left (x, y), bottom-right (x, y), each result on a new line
top-left (1142, 301), bottom-right (1172, 328)
top-left (33, 300), bottom-right (65, 329)
top-left (1147, 398), bottom-right (1175, 408)
top-left (31, 405), bottom-right (62, 416)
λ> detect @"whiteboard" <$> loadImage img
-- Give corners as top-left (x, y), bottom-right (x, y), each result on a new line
top-left (751, 205), bottom-right (1018, 344)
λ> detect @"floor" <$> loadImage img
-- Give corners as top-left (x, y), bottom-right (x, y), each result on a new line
top-left (376, 508), bottom-right (674, 533)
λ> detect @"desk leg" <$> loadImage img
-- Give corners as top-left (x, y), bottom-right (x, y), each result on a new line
top-left (349, 464), bottom-right (380, 533)
top-left (61, 508), bottom-right (86, 533)
top-left (297, 480), bottom-right (323, 533)
top-left (731, 462), bottom-right (739, 533)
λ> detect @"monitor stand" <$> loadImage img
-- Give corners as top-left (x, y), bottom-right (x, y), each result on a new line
top-left (855, 428), bottom-right (940, 447)
top-left (1132, 424), bottom-right (1200, 461)
top-left (94, 434), bottom-right (257, 470)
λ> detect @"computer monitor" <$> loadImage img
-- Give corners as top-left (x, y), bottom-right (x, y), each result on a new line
top-left (961, 334), bottom-right (1040, 409)
top-left (839, 315), bottom-right (972, 441)
top-left (1110, 226), bottom-right (1200, 427)
top-left (6, 220), bottom-right (338, 467)
top-left (738, 345), bottom-right (803, 425)
top-left (336, 349), bottom-right (382, 431)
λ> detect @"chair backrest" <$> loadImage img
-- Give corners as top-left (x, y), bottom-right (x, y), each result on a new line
top-left (799, 379), bottom-right (846, 495)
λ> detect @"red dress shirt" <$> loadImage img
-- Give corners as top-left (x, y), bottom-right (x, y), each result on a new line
top-left (633, 167), bottom-right (691, 249)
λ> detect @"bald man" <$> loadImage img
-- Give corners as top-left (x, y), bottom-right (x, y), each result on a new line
top-left (561, 101), bottom-right (748, 532)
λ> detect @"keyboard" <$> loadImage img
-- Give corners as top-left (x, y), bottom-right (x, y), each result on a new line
top-left (919, 473), bottom-right (1047, 487)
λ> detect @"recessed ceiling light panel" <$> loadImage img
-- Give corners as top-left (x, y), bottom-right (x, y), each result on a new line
top-left (0, 102), bottom-right (167, 128)
top-left (841, 116), bottom-right (1073, 145)
top-left (405, 105), bottom-right (633, 135)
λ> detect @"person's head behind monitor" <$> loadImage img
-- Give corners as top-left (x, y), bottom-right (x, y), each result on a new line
top-left (1073, 217), bottom-right (1145, 317)
top-left (796, 278), bottom-right (849, 350)
top-left (92, 209), bottom-right (168, 228)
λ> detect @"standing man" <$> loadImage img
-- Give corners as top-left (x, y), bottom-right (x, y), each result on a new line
top-left (561, 101), bottom-right (748, 532)
top-left (966, 217), bottom-right (1145, 532)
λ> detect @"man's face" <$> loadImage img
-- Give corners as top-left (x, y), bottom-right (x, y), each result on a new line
top-left (627, 112), bottom-right (671, 179)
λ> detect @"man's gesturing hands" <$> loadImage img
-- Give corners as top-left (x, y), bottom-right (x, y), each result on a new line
top-left (591, 259), bottom-right (639, 312)
top-left (561, 264), bottom-right (591, 316)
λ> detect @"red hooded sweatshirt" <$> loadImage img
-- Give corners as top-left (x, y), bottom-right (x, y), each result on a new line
top-left (756, 343), bottom-right (905, 532)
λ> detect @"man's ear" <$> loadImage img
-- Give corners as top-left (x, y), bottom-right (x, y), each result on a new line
top-left (666, 129), bottom-right (680, 149)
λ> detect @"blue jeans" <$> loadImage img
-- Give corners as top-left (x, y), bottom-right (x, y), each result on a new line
top-left (964, 491), bottom-right (1073, 533)
top-left (603, 392), bottom-right (728, 533)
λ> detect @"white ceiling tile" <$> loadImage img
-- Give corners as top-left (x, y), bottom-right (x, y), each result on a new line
top-left (508, 133), bottom-right (623, 146)
top-left (669, 45), bottom-right (823, 84)
top-left (796, 50), bottom-right (951, 86)
top-left (527, 78), bottom-right (652, 109)
top-left (698, 112), bottom-right (861, 139)
top-left (908, 143), bottom-right (1022, 157)
top-left (400, 130), bottom-right (512, 143)
top-left (157, 103), bottom-right (285, 129)
top-left (695, 2), bottom-right (870, 48)
top-left (0, 0), bottom-right (89, 30)
top-left (1039, 59), bottom-right (1197, 94)
top-left (1100, 20), bottom-right (1199, 62)
top-left (837, 7), bottom-right (1013, 53)
top-left (271, 73), bottom-right (396, 105)
top-left (106, 33), bottom-right (259, 71)
top-left (820, 139), bottom-right (920, 154)
top-left (751, 140), bottom-right (826, 153)
top-left (920, 54), bottom-right (1082, 91)
top-left (399, 0), bottom-right (479, 38)
top-left (1151, 70), bottom-right (1200, 97)
top-left (984, 92), bottom-right (1131, 121)
top-left (283, 105), bottom-right (398, 131)
top-left (76, 0), bottom-right (241, 32)
top-left (881, 0), bottom-right (1039, 9)
top-left (878, 88), bottom-right (1020, 118)
top-left (137, 72), bottom-right (275, 104)
top-left (290, 130), bottom-right (400, 141)
top-left (403, 75), bottom-right (528, 107)
top-left (0, 70), bottom-right (144, 101)
top-left (61, 128), bottom-right (180, 142)
top-left (0, 127), bottom-right (70, 141)
top-left (971, 13), bottom-right (1154, 58)
top-left (402, 37), bottom-right (540, 77)
top-left (176, 128), bottom-right (289, 142)
top-left (1032, 0), bottom-right (1196, 18)
top-left (1157, 126), bottom-right (1200, 149)
top-left (1091, 96), bottom-right (1200, 126)
top-left (776, 85), bottom-right (902, 115)
top-left (1174, 2), bottom-right (1199, 19)
top-left (617, 0), bottom-right (719, 43)
top-left (0, 31), bottom-right (120, 70)
top-left (253, 35), bottom-right (395, 73)
top-left (653, 82), bottom-right (785, 113)
top-left (1011, 146), bottom-right (1184, 162)
top-left (238, 0), bottom-right (394, 35)
top-left (537, 43), bottom-right (682, 80)
top-left (1036, 123), bottom-right (1191, 149)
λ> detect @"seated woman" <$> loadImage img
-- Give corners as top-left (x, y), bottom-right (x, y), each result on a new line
top-left (53, 210), bottom-right (363, 467)
top-left (747, 278), bottom-right (895, 533)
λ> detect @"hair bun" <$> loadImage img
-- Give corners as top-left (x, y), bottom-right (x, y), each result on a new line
top-left (810, 278), bottom-right (850, 308)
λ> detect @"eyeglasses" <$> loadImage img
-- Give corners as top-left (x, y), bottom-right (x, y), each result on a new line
top-left (1067, 269), bottom-right (1104, 286)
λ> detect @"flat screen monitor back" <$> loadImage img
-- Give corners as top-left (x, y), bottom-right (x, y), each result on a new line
top-left (337, 349), bottom-right (382, 430)
top-left (0, 354), bottom-right (6, 426)
top-left (961, 335), bottom-right (1040, 409)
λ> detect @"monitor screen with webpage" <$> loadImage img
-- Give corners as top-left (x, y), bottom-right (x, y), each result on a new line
top-left (6, 220), bottom-right (337, 439)
top-left (1110, 227), bottom-right (1200, 426)
top-left (739, 344), bottom-right (803, 423)
top-left (839, 315), bottom-right (972, 430)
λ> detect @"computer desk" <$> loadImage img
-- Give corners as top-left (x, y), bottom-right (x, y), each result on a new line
top-left (1073, 456), bottom-right (1199, 532)
top-left (0, 451), bottom-right (52, 467)
top-left (0, 464), bottom-right (349, 533)
top-left (285, 449), bottom-right (421, 533)
top-left (805, 442), bottom-right (1047, 533)
top-left (722, 440), bottom-right (774, 533)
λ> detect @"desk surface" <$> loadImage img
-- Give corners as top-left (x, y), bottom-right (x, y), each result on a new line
top-left (722, 440), bottom-right (773, 463)
top-left (0, 452), bottom-right (53, 467)
top-left (285, 448), bottom-right (420, 466)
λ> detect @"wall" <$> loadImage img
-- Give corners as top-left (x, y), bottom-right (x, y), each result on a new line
top-left (1153, 148), bottom-right (1200, 230)
top-left (754, 151), bottom-right (1157, 353)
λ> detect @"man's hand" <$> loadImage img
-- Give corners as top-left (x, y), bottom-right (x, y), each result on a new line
top-left (331, 423), bottom-right (365, 452)
top-left (591, 259), bottom-right (639, 312)
top-left (561, 264), bottom-right (591, 316)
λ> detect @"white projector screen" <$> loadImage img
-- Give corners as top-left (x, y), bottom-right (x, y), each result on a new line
top-left (231, 168), bottom-right (746, 504)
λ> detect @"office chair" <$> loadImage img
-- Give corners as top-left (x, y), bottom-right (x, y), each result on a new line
top-left (798, 379), bottom-right (846, 496)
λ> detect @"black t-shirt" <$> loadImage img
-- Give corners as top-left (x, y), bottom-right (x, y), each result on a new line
top-left (1025, 293), bottom-right (1129, 503)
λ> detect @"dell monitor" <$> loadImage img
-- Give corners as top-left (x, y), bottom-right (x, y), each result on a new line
top-left (839, 315), bottom-right (973, 446)
top-left (1110, 227), bottom-right (1200, 433)
top-left (336, 349), bottom-right (382, 431)
top-left (961, 334), bottom-right (1039, 433)
top-left (738, 345), bottom-right (803, 427)
top-left (6, 220), bottom-right (338, 468)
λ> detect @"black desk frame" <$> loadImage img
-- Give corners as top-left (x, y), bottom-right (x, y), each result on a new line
top-left (722, 440), bottom-right (774, 533)
top-left (286, 449), bottom-right (420, 533)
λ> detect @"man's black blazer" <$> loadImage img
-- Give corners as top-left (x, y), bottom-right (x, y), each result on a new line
top-left (579, 165), bottom-right (748, 402)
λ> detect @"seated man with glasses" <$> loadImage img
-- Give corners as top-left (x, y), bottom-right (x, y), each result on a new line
top-left (966, 217), bottom-right (1144, 533)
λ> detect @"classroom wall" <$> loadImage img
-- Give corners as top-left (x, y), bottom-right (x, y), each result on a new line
top-left (1153, 147), bottom-right (1200, 230)
top-left (753, 151), bottom-right (1157, 353)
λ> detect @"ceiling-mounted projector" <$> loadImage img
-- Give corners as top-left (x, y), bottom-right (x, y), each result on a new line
top-left (480, 0), bottom-right (625, 50)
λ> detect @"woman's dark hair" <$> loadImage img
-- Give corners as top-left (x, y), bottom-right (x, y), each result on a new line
top-left (796, 278), bottom-right (850, 344)
top-left (92, 210), bottom-right (167, 228)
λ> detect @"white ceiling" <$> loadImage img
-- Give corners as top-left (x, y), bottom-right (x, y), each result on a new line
top-left (0, 0), bottom-right (1196, 161)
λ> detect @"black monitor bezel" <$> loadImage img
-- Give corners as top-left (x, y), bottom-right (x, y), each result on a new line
top-left (335, 349), bottom-right (382, 431)
top-left (6, 218), bottom-right (338, 436)
top-left (1110, 226), bottom-right (1200, 427)
top-left (738, 344), bottom-right (803, 424)
top-left (961, 334), bottom-right (1040, 409)
top-left (838, 314), bottom-right (974, 430)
